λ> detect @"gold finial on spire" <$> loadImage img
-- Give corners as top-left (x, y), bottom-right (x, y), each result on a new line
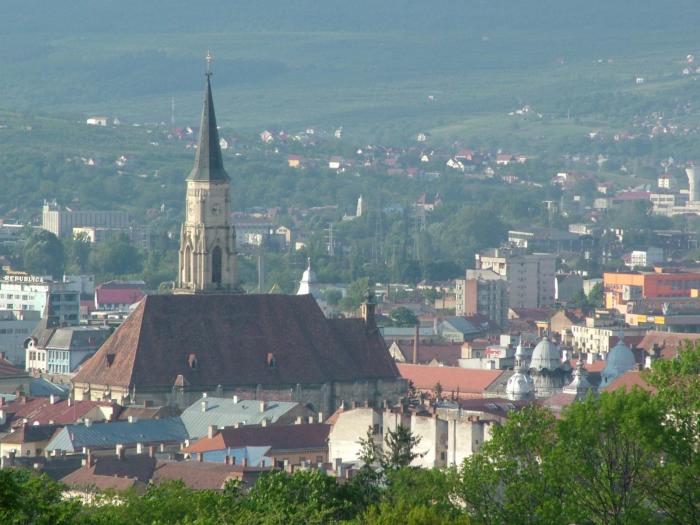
top-left (205, 50), bottom-right (214, 76)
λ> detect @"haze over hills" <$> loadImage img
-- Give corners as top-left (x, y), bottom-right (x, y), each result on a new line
top-left (2, 0), bottom-right (700, 138)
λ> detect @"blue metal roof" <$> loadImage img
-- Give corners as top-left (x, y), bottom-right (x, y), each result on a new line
top-left (47, 417), bottom-right (188, 453)
top-left (180, 397), bottom-right (300, 439)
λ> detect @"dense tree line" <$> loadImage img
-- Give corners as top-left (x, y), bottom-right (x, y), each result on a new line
top-left (2, 343), bottom-right (700, 524)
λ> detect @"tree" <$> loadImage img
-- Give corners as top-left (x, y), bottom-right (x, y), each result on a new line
top-left (389, 306), bottom-right (418, 327)
top-left (323, 288), bottom-right (342, 306)
top-left (382, 424), bottom-right (423, 471)
top-left (643, 342), bottom-right (700, 524)
top-left (22, 230), bottom-right (65, 278)
top-left (556, 389), bottom-right (661, 525)
top-left (0, 468), bottom-right (80, 525)
top-left (340, 276), bottom-right (369, 313)
top-left (89, 234), bottom-right (143, 277)
top-left (63, 233), bottom-right (91, 274)
top-left (587, 282), bottom-right (604, 308)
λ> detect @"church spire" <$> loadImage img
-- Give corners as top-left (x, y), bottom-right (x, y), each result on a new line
top-left (188, 52), bottom-right (229, 182)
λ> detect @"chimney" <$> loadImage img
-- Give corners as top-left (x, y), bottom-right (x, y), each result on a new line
top-left (317, 412), bottom-right (324, 423)
top-left (202, 392), bottom-right (208, 398)
top-left (230, 456), bottom-right (236, 465)
top-left (224, 455), bottom-right (231, 465)
top-left (261, 419), bottom-right (268, 427)
top-left (413, 324), bottom-right (419, 364)
top-left (136, 443), bottom-right (143, 454)
top-left (208, 425), bottom-right (217, 439)
top-left (49, 394), bottom-right (57, 405)
top-left (0, 410), bottom-right (5, 426)
top-left (308, 416), bottom-right (314, 424)
top-left (201, 400), bottom-right (208, 413)
top-left (242, 457), bottom-right (248, 467)
top-left (198, 453), bottom-right (203, 462)
top-left (259, 400), bottom-right (266, 413)
top-left (84, 418), bottom-right (92, 427)
top-left (87, 449), bottom-right (94, 467)
top-left (295, 416), bottom-right (302, 425)
top-left (148, 445), bottom-right (156, 458)
top-left (116, 444), bottom-right (125, 460)
top-left (67, 398), bottom-right (72, 407)
top-left (233, 395), bottom-right (239, 404)
top-left (128, 415), bottom-right (137, 424)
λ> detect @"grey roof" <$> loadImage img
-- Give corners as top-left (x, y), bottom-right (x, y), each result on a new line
top-left (188, 73), bottom-right (229, 182)
top-left (29, 377), bottom-right (70, 398)
top-left (530, 337), bottom-right (563, 371)
top-left (381, 326), bottom-right (435, 338)
top-left (180, 397), bottom-right (300, 439)
top-left (46, 417), bottom-right (188, 453)
top-left (440, 317), bottom-right (480, 335)
top-left (46, 326), bottom-right (110, 351)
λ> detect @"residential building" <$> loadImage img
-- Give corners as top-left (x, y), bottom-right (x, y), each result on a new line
top-left (42, 200), bottom-right (130, 238)
top-left (455, 269), bottom-right (508, 328)
top-left (626, 247), bottom-right (664, 269)
top-left (182, 423), bottom-right (330, 468)
top-left (507, 226), bottom-right (584, 253)
top-left (554, 274), bottom-right (583, 303)
top-left (0, 423), bottom-right (61, 458)
top-left (61, 452), bottom-right (266, 496)
top-left (604, 268), bottom-right (700, 311)
top-left (0, 273), bottom-right (79, 326)
top-left (570, 321), bottom-right (645, 356)
top-left (0, 357), bottom-right (30, 394)
top-left (179, 397), bottom-right (313, 439)
top-left (0, 310), bottom-right (40, 364)
top-left (476, 249), bottom-right (557, 309)
top-left (24, 321), bottom-right (110, 374)
top-left (94, 280), bottom-right (145, 311)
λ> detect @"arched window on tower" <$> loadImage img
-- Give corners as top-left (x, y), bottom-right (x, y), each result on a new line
top-left (212, 246), bottom-right (222, 284)
top-left (184, 244), bottom-right (192, 284)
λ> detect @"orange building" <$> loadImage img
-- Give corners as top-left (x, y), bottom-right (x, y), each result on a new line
top-left (604, 268), bottom-right (700, 310)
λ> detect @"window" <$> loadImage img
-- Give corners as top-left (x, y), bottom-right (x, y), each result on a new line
top-left (212, 246), bottom-right (222, 284)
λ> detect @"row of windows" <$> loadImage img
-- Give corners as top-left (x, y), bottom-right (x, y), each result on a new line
top-left (48, 364), bottom-right (70, 374)
top-left (0, 294), bottom-right (31, 300)
top-left (0, 328), bottom-right (30, 335)
top-left (28, 351), bottom-right (46, 361)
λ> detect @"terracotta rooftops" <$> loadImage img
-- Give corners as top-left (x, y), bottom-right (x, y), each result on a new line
top-left (73, 294), bottom-right (399, 390)
top-left (602, 370), bottom-right (656, 393)
top-left (183, 423), bottom-right (330, 454)
top-left (397, 363), bottom-right (504, 395)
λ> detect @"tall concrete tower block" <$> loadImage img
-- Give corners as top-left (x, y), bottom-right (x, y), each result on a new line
top-left (687, 167), bottom-right (700, 202)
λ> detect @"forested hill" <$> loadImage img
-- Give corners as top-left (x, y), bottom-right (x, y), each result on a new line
top-left (2, 0), bottom-right (700, 132)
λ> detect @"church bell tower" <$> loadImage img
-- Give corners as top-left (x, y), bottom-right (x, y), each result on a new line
top-left (175, 54), bottom-right (238, 294)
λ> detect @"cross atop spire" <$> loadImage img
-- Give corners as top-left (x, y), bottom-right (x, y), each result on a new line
top-left (205, 50), bottom-right (213, 77)
top-left (187, 53), bottom-right (229, 182)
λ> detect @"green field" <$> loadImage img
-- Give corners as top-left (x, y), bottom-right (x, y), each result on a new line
top-left (2, 1), bottom-right (700, 144)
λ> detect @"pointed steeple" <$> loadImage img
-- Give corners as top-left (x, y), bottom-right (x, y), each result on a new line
top-left (188, 53), bottom-right (229, 182)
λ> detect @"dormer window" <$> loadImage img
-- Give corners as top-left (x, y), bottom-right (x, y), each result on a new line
top-left (267, 352), bottom-right (276, 369)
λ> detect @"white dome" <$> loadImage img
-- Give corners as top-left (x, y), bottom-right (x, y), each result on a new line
top-left (297, 258), bottom-right (320, 298)
top-left (506, 371), bottom-right (534, 400)
top-left (530, 337), bottom-right (562, 371)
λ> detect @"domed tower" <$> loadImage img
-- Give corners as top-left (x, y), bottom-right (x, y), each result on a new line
top-left (529, 336), bottom-right (570, 398)
top-left (296, 258), bottom-right (321, 300)
top-left (601, 333), bottom-right (636, 387)
top-left (506, 341), bottom-right (535, 401)
top-left (562, 358), bottom-right (595, 400)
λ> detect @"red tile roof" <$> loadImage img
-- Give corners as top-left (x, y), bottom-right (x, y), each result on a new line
top-left (393, 341), bottom-right (462, 366)
top-left (3, 397), bottom-right (118, 428)
top-left (569, 359), bottom-right (607, 373)
top-left (0, 357), bottom-right (26, 378)
top-left (183, 423), bottom-right (330, 454)
top-left (73, 295), bottom-right (400, 390)
top-left (636, 332), bottom-right (700, 359)
top-left (95, 284), bottom-right (145, 307)
top-left (602, 370), bottom-right (656, 393)
top-left (397, 364), bottom-right (504, 395)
